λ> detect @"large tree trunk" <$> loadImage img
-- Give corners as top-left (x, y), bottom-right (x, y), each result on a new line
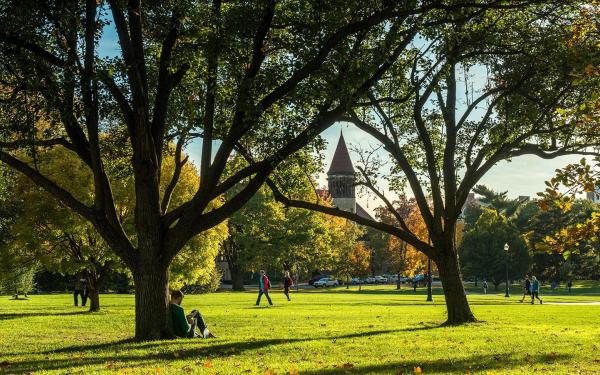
top-left (86, 275), bottom-right (101, 312)
top-left (230, 265), bottom-right (245, 291)
top-left (132, 263), bottom-right (172, 340)
top-left (436, 252), bottom-right (476, 325)
top-left (396, 272), bottom-right (401, 290)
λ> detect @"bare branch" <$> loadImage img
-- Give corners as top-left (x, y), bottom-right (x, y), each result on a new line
top-left (266, 178), bottom-right (433, 257)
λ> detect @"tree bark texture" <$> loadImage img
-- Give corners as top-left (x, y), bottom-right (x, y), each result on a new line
top-left (230, 264), bottom-right (245, 291)
top-left (86, 275), bottom-right (101, 312)
top-left (435, 251), bottom-right (476, 325)
top-left (132, 262), bottom-right (171, 340)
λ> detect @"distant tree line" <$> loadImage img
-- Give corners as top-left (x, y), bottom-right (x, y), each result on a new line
top-left (459, 185), bottom-right (600, 287)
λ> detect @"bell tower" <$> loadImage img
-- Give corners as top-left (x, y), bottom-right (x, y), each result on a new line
top-left (327, 131), bottom-right (356, 213)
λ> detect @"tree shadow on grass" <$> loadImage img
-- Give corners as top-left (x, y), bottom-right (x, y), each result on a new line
top-left (0, 326), bottom-right (447, 373)
top-left (300, 352), bottom-right (573, 375)
top-left (34, 327), bottom-right (414, 355)
top-left (0, 310), bottom-right (89, 320)
top-left (0, 339), bottom-right (317, 373)
top-left (2, 344), bottom-right (571, 374)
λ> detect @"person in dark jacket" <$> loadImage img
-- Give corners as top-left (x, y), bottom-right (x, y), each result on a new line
top-left (283, 270), bottom-right (294, 301)
top-left (170, 290), bottom-right (216, 338)
top-left (520, 275), bottom-right (531, 303)
top-left (73, 275), bottom-right (88, 307)
top-left (256, 270), bottom-right (273, 306)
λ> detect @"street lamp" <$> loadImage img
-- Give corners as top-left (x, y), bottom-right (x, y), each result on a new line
top-left (426, 255), bottom-right (433, 302)
top-left (504, 243), bottom-right (510, 298)
top-left (426, 235), bottom-right (433, 302)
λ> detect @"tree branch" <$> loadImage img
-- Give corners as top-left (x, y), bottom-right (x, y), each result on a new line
top-left (161, 136), bottom-right (189, 214)
top-left (266, 178), bottom-right (433, 257)
top-left (0, 151), bottom-right (92, 219)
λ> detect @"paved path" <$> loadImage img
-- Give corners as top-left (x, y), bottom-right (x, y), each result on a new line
top-left (542, 301), bottom-right (600, 305)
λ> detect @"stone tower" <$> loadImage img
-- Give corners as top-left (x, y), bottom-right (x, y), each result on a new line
top-left (327, 132), bottom-right (356, 213)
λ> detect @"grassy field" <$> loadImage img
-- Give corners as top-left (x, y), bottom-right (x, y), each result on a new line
top-left (1, 282), bottom-right (600, 374)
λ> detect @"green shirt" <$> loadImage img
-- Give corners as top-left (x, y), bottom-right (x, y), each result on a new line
top-left (170, 303), bottom-right (191, 337)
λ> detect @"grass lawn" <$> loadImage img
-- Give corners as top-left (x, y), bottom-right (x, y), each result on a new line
top-left (1, 282), bottom-right (600, 374)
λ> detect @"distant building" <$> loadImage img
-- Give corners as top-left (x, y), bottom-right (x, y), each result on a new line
top-left (461, 192), bottom-right (480, 218)
top-left (326, 131), bottom-right (373, 221)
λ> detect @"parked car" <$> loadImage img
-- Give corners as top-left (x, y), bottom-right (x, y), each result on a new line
top-left (308, 275), bottom-right (326, 286)
top-left (314, 278), bottom-right (339, 288)
top-left (400, 276), bottom-right (411, 282)
top-left (374, 276), bottom-right (388, 284)
top-left (387, 275), bottom-right (398, 282)
top-left (412, 274), bottom-right (425, 282)
top-left (350, 277), bottom-right (362, 285)
top-left (364, 276), bottom-right (376, 284)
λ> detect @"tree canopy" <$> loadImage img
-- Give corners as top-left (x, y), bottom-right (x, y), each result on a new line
top-left (0, 0), bottom-right (598, 336)
top-left (270, 2), bottom-right (600, 324)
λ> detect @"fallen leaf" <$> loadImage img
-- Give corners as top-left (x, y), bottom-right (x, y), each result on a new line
top-left (414, 366), bottom-right (423, 373)
top-left (264, 369), bottom-right (277, 375)
top-left (203, 360), bottom-right (213, 368)
top-left (289, 369), bottom-right (299, 375)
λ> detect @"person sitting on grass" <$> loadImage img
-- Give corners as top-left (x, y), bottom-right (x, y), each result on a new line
top-left (170, 290), bottom-right (216, 338)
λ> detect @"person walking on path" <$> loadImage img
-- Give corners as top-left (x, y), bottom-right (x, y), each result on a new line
top-left (283, 270), bottom-right (294, 301)
top-left (530, 276), bottom-right (542, 304)
top-left (567, 280), bottom-right (573, 294)
top-left (73, 274), bottom-right (88, 307)
top-left (483, 280), bottom-right (488, 294)
top-left (520, 275), bottom-right (531, 303)
top-left (256, 270), bottom-right (273, 306)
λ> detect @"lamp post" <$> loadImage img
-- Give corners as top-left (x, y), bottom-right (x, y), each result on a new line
top-left (426, 256), bottom-right (433, 302)
top-left (426, 235), bottom-right (433, 302)
top-left (504, 243), bottom-right (510, 297)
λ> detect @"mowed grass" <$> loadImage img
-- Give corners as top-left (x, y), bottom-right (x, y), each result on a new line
top-left (1, 282), bottom-right (600, 374)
